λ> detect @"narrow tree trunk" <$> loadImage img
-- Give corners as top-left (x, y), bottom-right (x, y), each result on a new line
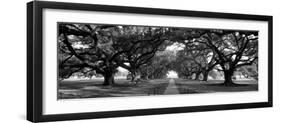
top-left (103, 72), bottom-right (115, 86)
top-left (202, 71), bottom-right (209, 81)
top-left (150, 75), bottom-right (154, 79)
top-left (187, 75), bottom-right (192, 80)
top-left (131, 73), bottom-right (136, 82)
top-left (223, 70), bottom-right (235, 86)
top-left (141, 74), bottom-right (148, 80)
top-left (195, 72), bottom-right (200, 80)
top-left (145, 76), bottom-right (148, 80)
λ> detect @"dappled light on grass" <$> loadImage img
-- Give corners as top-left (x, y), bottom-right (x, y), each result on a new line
top-left (58, 79), bottom-right (170, 99)
top-left (58, 78), bottom-right (258, 99)
top-left (174, 79), bottom-right (258, 94)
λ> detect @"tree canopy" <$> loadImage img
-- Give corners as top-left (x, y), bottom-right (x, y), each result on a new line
top-left (58, 23), bottom-right (258, 86)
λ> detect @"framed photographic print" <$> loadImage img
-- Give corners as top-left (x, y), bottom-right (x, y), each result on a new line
top-left (27, 1), bottom-right (273, 122)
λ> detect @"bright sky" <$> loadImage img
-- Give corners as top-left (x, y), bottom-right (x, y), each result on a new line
top-left (167, 71), bottom-right (178, 78)
top-left (118, 63), bottom-right (129, 72)
top-left (165, 43), bottom-right (185, 51)
top-left (118, 67), bottom-right (128, 72)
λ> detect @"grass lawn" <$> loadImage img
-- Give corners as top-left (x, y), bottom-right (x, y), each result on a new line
top-left (58, 78), bottom-right (258, 99)
top-left (175, 78), bottom-right (258, 94)
top-left (58, 78), bottom-right (170, 99)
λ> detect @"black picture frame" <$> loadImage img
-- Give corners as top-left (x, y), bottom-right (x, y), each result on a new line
top-left (27, 1), bottom-right (273, 122)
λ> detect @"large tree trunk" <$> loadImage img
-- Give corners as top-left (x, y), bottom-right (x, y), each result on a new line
top-left (223, 70), bottom-right (235, 86)
top-left (195, 72), bottom-right (201, 80)
top-left (202, 71), bottom-right (209, 81)
top-left (103, 72), bottom-right (115, 86)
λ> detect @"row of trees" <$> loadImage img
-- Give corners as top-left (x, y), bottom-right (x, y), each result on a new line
top-left (139, 50), bottom-right (175, 80)
top-left (59, 24), bottom-right (172, 85)
top-left (58, 23), bottom-right (258, 86)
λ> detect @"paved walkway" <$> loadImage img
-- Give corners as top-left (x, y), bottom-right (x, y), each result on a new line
top-left (164, 79), bottom-right (180, 94)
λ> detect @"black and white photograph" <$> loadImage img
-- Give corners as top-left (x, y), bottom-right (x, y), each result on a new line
top-left (58, 23), bottom-right (258, 99)
top-left (24, 1), bottom-right (274, 122)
